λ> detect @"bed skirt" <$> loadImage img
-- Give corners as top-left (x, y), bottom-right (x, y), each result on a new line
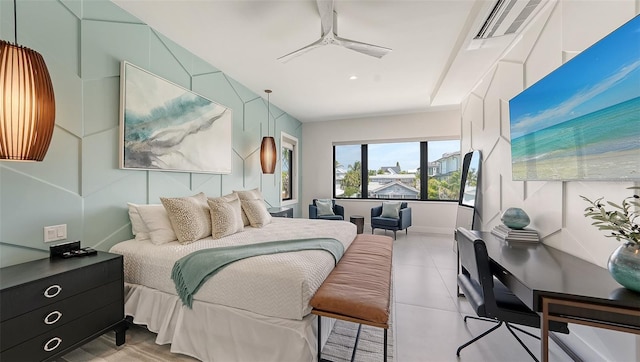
top-left (124, 283), bottom-right (335, 361)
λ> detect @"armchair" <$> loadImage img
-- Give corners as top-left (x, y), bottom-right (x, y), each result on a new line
top-left (309, 199), bottom-right (344, 220)
top-left (371, 202), bottom-right (412, 240)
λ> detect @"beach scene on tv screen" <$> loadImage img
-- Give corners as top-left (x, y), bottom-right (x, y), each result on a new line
top-left (508, 15), bottom-right (639, 181)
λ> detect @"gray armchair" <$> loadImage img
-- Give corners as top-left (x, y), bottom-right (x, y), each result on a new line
top-left (309, 199), bottom-right (344, 220)
top-left (371, 202), bottom-right (412, 239)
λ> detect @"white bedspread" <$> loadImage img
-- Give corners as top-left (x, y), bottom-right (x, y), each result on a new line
top-left (109, 217), bottom-right (356, 320)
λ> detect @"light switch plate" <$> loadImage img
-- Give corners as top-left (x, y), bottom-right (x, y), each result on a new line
top-left (44, 224), bottom-right (67, 243)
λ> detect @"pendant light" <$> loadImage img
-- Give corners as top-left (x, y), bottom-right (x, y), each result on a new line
top-left (260, 89), bottom-right (276, 174)
top-left (0, 0), bottom-right (56, 161)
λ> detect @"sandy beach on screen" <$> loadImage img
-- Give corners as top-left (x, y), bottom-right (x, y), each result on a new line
top-left (512, 149), bottom-right (640, 180)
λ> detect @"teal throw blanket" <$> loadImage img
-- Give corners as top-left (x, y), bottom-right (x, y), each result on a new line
top-left (171, 238), bottom-right (345, 308)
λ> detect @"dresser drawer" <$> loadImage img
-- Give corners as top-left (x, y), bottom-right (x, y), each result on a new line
top-left (0, 256), bottom-right (122, 321)
top-left (0, 301), bottom-right (123, 362)
top-left (0, 279), bottom-right (122, 352)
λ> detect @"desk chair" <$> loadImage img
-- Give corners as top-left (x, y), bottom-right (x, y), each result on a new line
top-left (456, 235), bottom-right (569, 361)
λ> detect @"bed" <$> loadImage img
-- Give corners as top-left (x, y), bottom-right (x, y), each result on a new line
top-left (109, 216), bottom-right (357, 361)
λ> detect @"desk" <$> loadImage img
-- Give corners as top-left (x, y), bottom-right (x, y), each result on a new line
top-left (455, 228), bottom-right (640, 361)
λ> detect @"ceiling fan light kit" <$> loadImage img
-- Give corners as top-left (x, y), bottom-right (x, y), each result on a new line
top-left (278, 0), bottom-right (392, 62)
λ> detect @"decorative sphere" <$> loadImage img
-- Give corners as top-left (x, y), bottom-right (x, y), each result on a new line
top-left (501, 208), bottom-right (530, 229)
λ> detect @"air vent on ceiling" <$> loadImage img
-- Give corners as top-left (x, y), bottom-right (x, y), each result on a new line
top-left (475, 0), bottom-right (544, 39)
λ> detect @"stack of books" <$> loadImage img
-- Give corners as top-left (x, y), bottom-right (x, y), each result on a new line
top-left (491, 224), bottom-right (539, 243)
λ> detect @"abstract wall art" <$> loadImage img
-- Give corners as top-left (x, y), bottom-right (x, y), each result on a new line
top-left (119, 62), bottom-right (232, 174)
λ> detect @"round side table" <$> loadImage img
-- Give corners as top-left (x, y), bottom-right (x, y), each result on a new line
top-left (350, 215), bottom-right (365, 234)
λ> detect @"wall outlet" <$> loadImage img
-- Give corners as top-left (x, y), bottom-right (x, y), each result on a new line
top-left (44, 224), bottom-right (67, 243)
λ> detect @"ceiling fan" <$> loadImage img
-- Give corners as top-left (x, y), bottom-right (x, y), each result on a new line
top-left (278, 0), bottom-right (392, 62)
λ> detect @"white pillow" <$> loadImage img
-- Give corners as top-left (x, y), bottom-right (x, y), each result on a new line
top-left (161, 192), bottom-right (212, 245)
top-left (127, 203), bottom-right (149, 241)
top-left (136, 204), bottom-right (178, 245)
top-left (208, 194), bottom-right (244, 239)
top-left (315, 199), bottom-right (335, 216)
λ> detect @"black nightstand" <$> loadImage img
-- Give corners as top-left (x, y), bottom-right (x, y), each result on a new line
top-left (0, 252), bottom-right (127, 361)
top-left (268, 206), bottom-right (294, 218)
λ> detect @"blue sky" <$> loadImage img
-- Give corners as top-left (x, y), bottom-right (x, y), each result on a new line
top-left (509, 15), bottom-right (640, 140)
top-left (335, 140), bottom-right (460, 171)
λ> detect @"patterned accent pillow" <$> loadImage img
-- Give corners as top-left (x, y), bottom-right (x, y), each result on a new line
top-left (208, 194), bottom-right (244, 239)
top-left (161, 192), bottom-right (211, 244)
top-left (234, 188), bottom-right (264, 226)
top-left (241, 199), bottom-right (272, 228)
top-left (381, 201), bottom-right (401, 219)
top-left (136, 204), bottom-right (177, 245)
top-left (315, 199), bottom-right (335, 216)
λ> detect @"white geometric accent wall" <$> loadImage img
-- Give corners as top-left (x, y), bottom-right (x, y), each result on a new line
top-left (0, 0), bottom-right (302, 267)
top-left (463, 0), bottom-right (638, 265)
top-left (461, 2), bottom-right (639, 359)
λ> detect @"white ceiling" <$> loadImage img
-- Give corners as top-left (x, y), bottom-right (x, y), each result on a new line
top-left (112, 0), bottom-right (532, 122)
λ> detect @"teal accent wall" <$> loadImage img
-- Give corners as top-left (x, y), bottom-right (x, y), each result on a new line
top-left (0, 0), bottom-right (302, 267)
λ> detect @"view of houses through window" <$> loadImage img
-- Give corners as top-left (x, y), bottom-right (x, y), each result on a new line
top-left (334, 140), bottom-right (462, 201)
top-left (281, 145), bottom-right (293, 200)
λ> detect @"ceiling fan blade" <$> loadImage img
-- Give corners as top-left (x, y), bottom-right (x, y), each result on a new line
top-left (335, 36), bottom-right (392, 59)
top-left (277, 38), bottom-right (325, 63)
top-left (316, 0), bottom-right (334, 36)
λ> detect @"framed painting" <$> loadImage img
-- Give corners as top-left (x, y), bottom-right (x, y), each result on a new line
top-left (119, 61), bottom-right (232, 174)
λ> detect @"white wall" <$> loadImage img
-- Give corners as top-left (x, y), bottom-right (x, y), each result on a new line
top-left (461, 1), bottom-right (639, 359)
top-left (302, 109), bottom-right (461, 234)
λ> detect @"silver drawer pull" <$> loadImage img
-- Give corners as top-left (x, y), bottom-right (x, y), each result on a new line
top-left (44, 311), bottom-right (62, 325)
top-left (44, 337), bottom-right (62, 352)
top-left (44, 285), bottom-right (62, 298)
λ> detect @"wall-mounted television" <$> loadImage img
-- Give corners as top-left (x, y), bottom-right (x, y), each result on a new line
top-left (508, 15), bottom-right (639, 181)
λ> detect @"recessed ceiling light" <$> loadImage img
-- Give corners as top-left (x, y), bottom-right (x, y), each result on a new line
top-left (349, 75), bottom-right (358, 80)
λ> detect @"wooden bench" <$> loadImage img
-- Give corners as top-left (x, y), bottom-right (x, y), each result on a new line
top-left (310, 234), bottom-right (393, 361)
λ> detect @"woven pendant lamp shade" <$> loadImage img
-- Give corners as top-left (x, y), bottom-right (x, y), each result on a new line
top-left (0, 40), bottom-right (56, 161)
top-left (260, 89), bottom-right (276, 174)
top-left (260, 136), bottom-right (277, 173)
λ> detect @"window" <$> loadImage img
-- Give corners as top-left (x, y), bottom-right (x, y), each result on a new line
top-left (334, 144), bottom-right (362, 198)
top-left (368, 142), bottom-right (420, 200)
top-left (333, 140), bottom-right (461, 201)
top-left (281, 133), bottom-right (298, 204)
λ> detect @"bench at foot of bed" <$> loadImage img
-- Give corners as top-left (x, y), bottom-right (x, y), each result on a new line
top-left (310, 234), bottom-right (393, 362)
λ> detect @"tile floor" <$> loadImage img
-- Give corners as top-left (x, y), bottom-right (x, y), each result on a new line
top-left (385, 230), bottom-right (572, 362)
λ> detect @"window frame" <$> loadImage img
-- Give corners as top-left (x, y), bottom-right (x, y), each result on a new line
top-left (333, 140), bottom-right (461, 202)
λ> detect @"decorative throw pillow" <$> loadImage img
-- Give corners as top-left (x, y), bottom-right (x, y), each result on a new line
top-left (234, 188), bottom-right (264, 226)
top-left (127, 203), bottom-right (150, 241)
top-left (161, 192), bottom-right (211, 244)
top-left (137, 204), bottom-right (178, 245)
top-left (208, 194), bottom-right (244, 239)
top-left (241, 199), bottom-right (272, 228)
top-left (381, 201), bottom-right (402, 219)
top-left (315, 199), bottom-right (335, 216)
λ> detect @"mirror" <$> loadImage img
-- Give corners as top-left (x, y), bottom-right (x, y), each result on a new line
top-left (455, 150), bottom-right (482, 296)
top-left (456, 150), bottom-right (482, 230)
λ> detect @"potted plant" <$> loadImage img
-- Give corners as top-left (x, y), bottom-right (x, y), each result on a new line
top-left (581, 187), bottom-right (639, 293)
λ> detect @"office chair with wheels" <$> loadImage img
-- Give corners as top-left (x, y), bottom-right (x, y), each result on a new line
top-left (456, 230), bottom-right (569, 361)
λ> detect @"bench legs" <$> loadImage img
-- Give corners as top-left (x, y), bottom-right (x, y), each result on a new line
top-left (316, 315), bottom-right (388, 362)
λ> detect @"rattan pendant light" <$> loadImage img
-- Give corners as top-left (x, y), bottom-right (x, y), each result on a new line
top-left (260, 89), bottom-right (276, 174)
top-left (0, 0), bottom-right (56, 161)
